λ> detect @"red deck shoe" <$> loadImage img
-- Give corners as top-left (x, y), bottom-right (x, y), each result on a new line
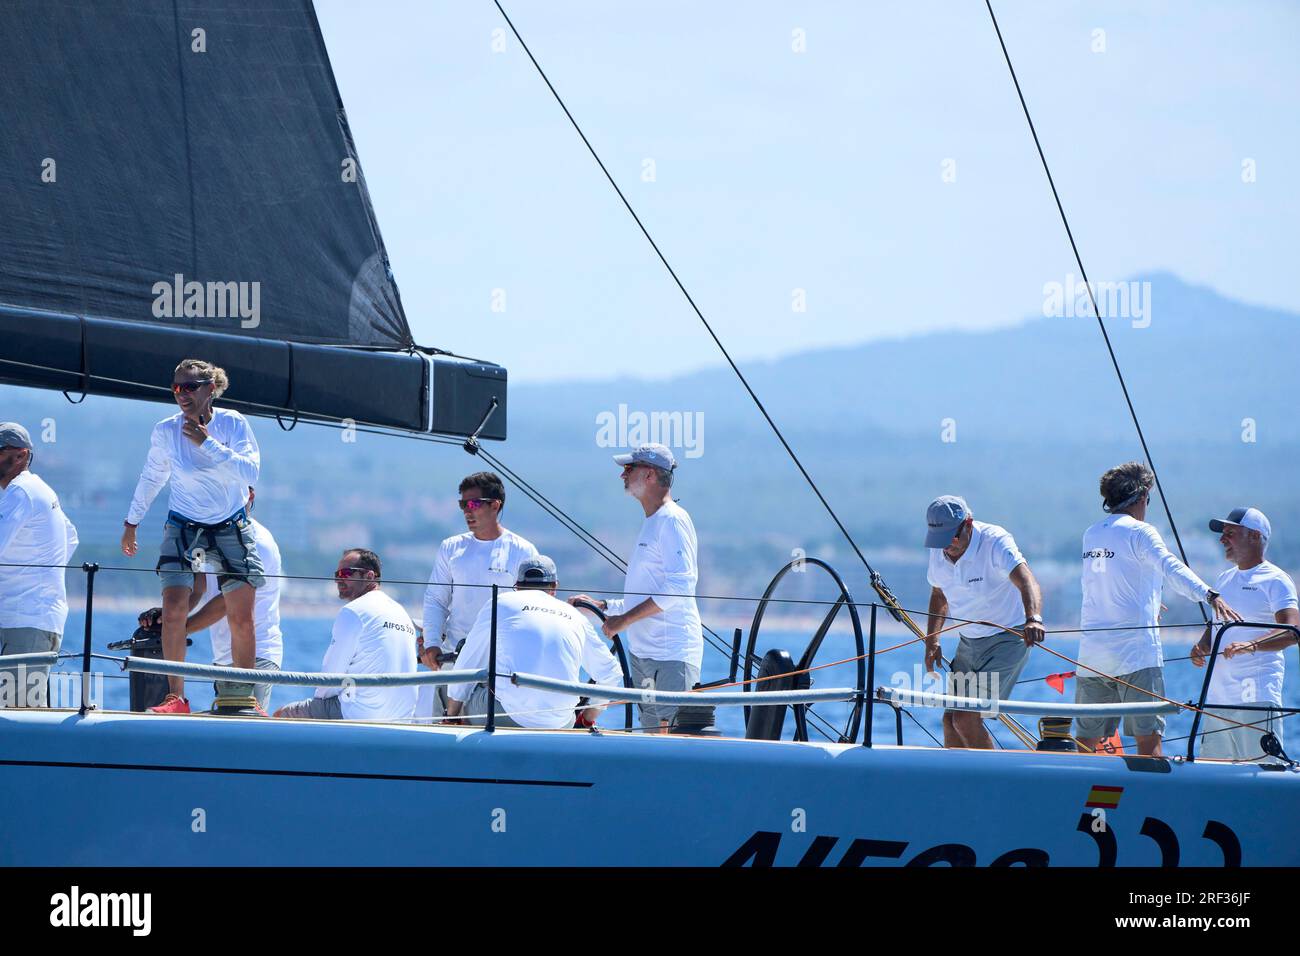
top-left (148, 694), bottom-right (191, 715)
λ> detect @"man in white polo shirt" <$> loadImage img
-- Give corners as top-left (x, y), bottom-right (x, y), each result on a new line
top-left (569, 443), bottom-right (702, 731)
top-left (1075, 462), bottom-right (1238, 757)
top-left (446, 556), bottom-right (623, 728)
top-left (0, 422), bottom-right (79, 708)
top-left (923, 495), bottom-right (1046, 749)
top-left (1192, 507), bottom-right (1299, 760)
top-left (417, 471), bottom-right (538, 721)
top-left (274, 548), bottom-right (417, 722)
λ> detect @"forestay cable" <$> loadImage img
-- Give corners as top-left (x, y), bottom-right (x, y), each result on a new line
top-left (491, 1), bottom-right (884, 590)
top-left (983, 0), bottom-right (1203, 622)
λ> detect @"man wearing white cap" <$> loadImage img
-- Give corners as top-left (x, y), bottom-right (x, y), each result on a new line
top-left (447, 556), bottom-right (623, 728)
top-left (0, 422), bottom-right (79, 707)
top-left (1192, 507), bottom-right (1299, 760)
top-left (923, 495), bottom-right (1046, 749)
top-left (570, 443), bottom-right (702, 731)
top-left (1075, 462), bottom-right (1238, 757)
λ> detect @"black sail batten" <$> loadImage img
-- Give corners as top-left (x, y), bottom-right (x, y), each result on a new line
top-left (0, 0), bottom-right (507, 440)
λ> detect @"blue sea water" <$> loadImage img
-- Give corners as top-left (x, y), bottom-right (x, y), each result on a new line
top-left (52, 611), bottom-right (1300, 753)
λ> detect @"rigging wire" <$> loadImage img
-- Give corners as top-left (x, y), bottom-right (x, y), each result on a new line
top-left (983, 0), bottom-right (1205, 625)
top-left (902, 707), bottom-right (944, 748)
top-left (490, 0), bottom-right (883, 590)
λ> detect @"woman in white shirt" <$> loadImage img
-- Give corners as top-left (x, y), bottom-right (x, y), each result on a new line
top-left (120, 359), bottom-right (265, 715)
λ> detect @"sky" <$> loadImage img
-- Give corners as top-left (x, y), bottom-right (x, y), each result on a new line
top-left (315, 1), bottom-right (1299, 384)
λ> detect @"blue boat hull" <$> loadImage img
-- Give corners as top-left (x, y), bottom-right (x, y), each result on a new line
top-left (1, 710), bottom-right (1294, 866)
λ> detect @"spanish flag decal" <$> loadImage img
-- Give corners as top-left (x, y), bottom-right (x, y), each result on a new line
top-left (1085, 785), bottom-right (1123, 809)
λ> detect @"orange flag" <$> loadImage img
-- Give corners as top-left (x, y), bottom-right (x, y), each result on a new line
top-left (1045, 670), bottom-right (1076, 694)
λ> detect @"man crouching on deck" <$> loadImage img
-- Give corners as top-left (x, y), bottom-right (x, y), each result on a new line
top-left (275, 549), bottom-right (417, 721)
top-left (923, 495), bottom-right (1046, 749)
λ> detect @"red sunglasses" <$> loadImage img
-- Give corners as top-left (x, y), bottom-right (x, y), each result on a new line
top-left (172, 380), bottom-right (211, 395)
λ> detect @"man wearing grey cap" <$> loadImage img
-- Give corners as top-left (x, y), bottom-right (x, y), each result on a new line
top-left (923, 495), bottom-right (1045, 748)
top-left (1192, 507), bottom-right (1298, 760)
top-left (0, 423), bottom-right (79, 707)
top-left (1076, 462), bottom-right (1238, 757)
top-left (570, 443), bottom-right (703, 731)
top-left (447, 556), bottom-right (623, 729)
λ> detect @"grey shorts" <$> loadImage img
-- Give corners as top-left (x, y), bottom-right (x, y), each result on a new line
top-left (946, 631), bottom-right (1029, 705)
top-left (629, 653), bottom-right (701, 730)
top-left (213, 657), bottom-right (279, 712)
top-left (462, 683), bottom-right (522, 728)
top-left (1073, 666), bottom-right (1165, 739)
top-left (0, 627), bottom-right (61, 708)
top-left (1199, 706), bottom-right (1285, 761)
top-left (276, 695), bottom-right (344, 720)
top-left (157, 511), bottom-right (265, 593)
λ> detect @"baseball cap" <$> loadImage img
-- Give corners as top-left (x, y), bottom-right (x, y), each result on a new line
top-left (0, 422), bottom-right (33, 451)
top-left (925, 495), bottom-right (970, 549)
top-left (1209, 507), bottom-right (1271, 543)
top-left (516, 555), bottom-right (558, 585)
top-left (612, 442), bottom-right (676, 471)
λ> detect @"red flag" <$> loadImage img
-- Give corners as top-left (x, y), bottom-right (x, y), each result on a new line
top-left (1045, 670), bottom-right (1076, 694)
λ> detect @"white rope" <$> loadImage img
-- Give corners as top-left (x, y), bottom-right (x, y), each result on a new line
top-left (0, 652), bottom-right (60, 666)
top-left (511, 672), bottom-right (858, 706)
top-left (120, 655), bottom-right (486, 687)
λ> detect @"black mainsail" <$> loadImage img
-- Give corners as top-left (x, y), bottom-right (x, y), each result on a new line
top-left (0, 0), bottom-right (505, 438)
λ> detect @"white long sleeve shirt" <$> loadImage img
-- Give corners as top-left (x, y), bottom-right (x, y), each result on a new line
top-left (126, 409), bottom-right (260, 525)
top-left (0, 471), bottom-right (79, 633)
top-left (202, 519), bottom-right (284, 666)
top-left (447, 588), bottom-right (624, 729)
top-left (315, 589), bottom-right (418, 721)
top-left (1206, 561), bottom-right (1297, 707)
top-left (1078, 514), bottom-right (1210, 675)
top-left (604, 500), bottom-right (703, 669)
top-left (422, 529), bottom-right (539, 653)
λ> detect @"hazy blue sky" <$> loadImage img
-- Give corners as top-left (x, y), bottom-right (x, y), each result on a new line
top-left (316, 1), bottom-right (1299, 384)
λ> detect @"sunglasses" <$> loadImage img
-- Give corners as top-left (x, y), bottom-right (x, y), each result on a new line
top-left (335, 567), bottom-right (372, 579)
top-left (172, 380), bottom-right (212, 395)
top-left (458, 498), bottom-right (499, 512)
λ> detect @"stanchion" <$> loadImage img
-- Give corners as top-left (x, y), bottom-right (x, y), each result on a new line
top-left (486, 583), bottom-right (498, 733)
top-left (79, 562), bottom-right (98, 716)
top-left (862, 603), bottom-right (877, 747)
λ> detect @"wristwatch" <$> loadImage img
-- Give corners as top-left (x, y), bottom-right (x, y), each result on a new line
top-left (1025, 614), bottom-right (1043, 625)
